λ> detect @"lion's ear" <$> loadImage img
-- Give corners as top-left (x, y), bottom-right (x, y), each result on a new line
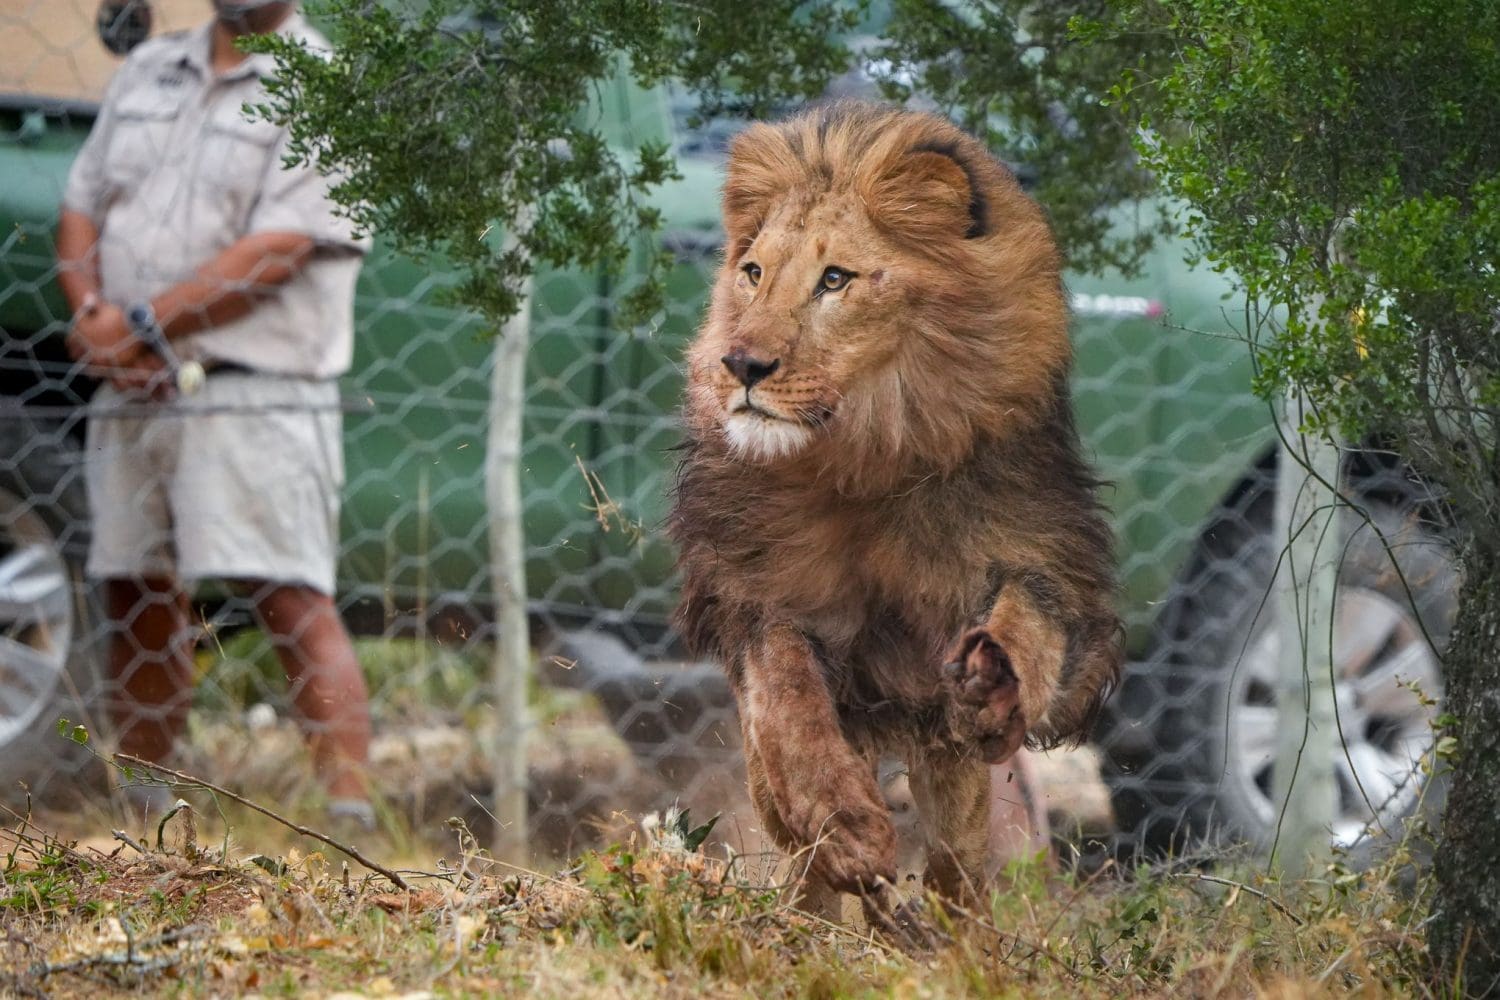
top-left (866, 148), bottom-right (984, 242)
top-left (722, 123), bottom-right (799, 263)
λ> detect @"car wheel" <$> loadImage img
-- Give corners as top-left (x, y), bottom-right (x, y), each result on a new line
top-left (1101, 473), bottom-right (1456, 856)
top-left (0, 412), bottom-right (101, 799)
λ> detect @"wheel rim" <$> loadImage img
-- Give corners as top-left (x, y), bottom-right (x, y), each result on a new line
top-left (0, 487), bottom-right (73, 748)
top-left (1228, 587), bottom-right (1442, 846)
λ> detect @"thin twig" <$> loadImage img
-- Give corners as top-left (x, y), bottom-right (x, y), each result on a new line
top-left (466, 853), bottom-right (590, 895)
top-left (113, 753), bottom-right (410, 891)
top-left (28, 924), bottom-right (210, 980)
top-left (0, 804), bottom-right (105, 873)
top-left (788, 904), bottom-right (902, 957)
top-left (897, 891), bottom-right (1096, 982)
top-left (110, 829), bottom-right (164, 867)
top-left (1169, 871), bottom-right (1306, 925)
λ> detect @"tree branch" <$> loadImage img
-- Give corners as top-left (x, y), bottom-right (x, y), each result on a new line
top-left (114, 753), bottom-right (411, 891)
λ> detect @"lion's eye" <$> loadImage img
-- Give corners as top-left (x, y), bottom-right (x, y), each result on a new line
top-left (743, 262), bottom-right (762, 287)
top-left (818, 266), bottom-right (853, 295)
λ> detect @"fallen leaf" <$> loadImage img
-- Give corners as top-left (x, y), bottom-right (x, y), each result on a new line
top-left (370, 889), bottom-right (444, 913)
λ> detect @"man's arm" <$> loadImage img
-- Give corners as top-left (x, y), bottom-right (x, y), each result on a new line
top-left (151, 230), bottom-right (316, 339)
top-left (57, 57), bottom-right (136, 368)
top-left (56, 209), bottom-right (103, 313)
top-left (58, 209), bottom-right (137, 368)
top-left (66, 230), bottom-right (317, 373)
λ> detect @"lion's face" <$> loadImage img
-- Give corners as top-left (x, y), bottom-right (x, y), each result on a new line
top-left (686, 104), bottom-right (1070, 475)
top-left (701, 192), bottom-right (911, 461)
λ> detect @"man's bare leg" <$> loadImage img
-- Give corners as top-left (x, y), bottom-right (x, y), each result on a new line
top-left (106, 576), bottom-right (195, 764)
top-left (250, 583), bottom-right (371, 803)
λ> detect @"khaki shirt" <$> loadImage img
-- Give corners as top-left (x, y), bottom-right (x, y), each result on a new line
top-left (62, 14), bottom-right (370, 379)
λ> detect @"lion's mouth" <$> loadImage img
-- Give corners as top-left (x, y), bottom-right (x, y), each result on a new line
top-left (730, 400), bottom-right (782, 420)
top-left (722, 400), bottom-right (818, 460)
top-left (729, 388), bottom-right (828, 427)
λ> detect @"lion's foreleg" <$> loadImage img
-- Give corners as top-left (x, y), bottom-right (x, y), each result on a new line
top-left (943, 583), bottom-right (1066, 762)
top-left (743, 735), bottom-right (842, 919)
top-left (738, 625), bottom-right (897, 896)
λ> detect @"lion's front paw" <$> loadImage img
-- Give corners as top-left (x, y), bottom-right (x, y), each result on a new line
top-left (790, 784), bottom-right (897, 895)
top-left (943, 628), bottom-right (1027, 763)
top-left (806, 799), bottom-right (898, 895)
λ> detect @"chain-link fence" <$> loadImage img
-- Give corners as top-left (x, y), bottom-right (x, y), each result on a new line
top-left (1, 0), bottom-right (1453, 875)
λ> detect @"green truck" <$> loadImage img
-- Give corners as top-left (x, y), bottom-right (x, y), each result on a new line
top-left (0, 6), bottom-right (1450, 852)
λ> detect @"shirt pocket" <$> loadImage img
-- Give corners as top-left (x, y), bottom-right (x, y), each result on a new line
top-left (104, 90), bottom-right (183, 191)
top-left (199, 104), bottom-right (281, 202)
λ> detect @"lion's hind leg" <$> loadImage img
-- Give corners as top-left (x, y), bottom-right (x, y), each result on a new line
top-left (907, 751), bottom-right (992, 908)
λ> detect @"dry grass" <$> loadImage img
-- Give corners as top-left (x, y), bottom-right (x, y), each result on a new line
top-left (1, 778), bottom-right (1438, 1000)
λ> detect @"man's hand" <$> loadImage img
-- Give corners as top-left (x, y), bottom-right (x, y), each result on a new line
top-left (67, 301), bottom-right (144, 369)
top-left (68, 301), bottom-right (172, 396)
top-left (109, 351), bottom-right (173, 396)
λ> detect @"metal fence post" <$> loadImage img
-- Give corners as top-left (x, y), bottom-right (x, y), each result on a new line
top-left (1271, 391), bottom-right (1341, 873)
top-left (486, 259), bottom-right (534, 863)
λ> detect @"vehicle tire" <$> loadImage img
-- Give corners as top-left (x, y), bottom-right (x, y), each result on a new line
top-left (0, 410), bottom-right (104, 803)
top-left (1100, 467), bottom-right (1457, 856)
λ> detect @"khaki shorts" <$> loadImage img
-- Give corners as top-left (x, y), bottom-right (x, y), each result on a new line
top-left (84, 372), bottom-right (344, 595)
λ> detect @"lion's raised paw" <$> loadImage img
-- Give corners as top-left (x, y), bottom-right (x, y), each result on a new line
top-left (943, 628), bottom-right (1026, 763)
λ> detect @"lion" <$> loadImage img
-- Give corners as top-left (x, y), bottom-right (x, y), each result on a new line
top-left (668, 102), bottom-right (1122, 918)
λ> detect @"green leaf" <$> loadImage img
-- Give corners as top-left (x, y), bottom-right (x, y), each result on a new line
top-left (684, 813), bottom-right (720, 854)
top-left (248, 855), bottom-right (288, 876)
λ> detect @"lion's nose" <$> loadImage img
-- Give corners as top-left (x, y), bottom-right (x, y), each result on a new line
top-left (721, 349), bottom-right (780, 389)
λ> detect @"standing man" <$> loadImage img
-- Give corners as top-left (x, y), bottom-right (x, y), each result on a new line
top-left (56, 0), bottom-right (375, 828)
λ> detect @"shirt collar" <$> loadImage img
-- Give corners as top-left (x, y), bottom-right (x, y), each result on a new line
top-left (176, 10), bottom-right (310, 83)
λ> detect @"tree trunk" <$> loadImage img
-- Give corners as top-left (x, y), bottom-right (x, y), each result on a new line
top-left (1270, 398), bottom-right (1340, 875)
top-left (1432, 555), bottom-right (1500, 995)
top-left (485, 262), bottom-right (534, 865)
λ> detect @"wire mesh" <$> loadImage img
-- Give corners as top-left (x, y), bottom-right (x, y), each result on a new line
top-left (0, 0), bottom-right (1454, 874)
